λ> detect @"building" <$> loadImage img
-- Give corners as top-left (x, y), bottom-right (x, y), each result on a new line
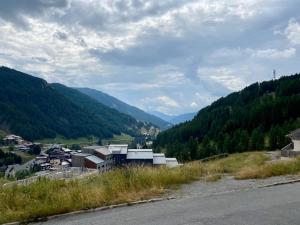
top-left (82, 146), bottom-right (114, 171)
top-left (153, 153), bottom-right (167, 166)
top-left (109, 144), bottom-right (128, 165)
top-left (71, 153), bottom-right (91, 167)
top-left (84, 155), bottom-right (107, 172)
top-left (126, 149), bottom-right (153, 166)
top-left (281, 129), bottom-right (300, 157)
top-left (166, 158), bottom-right (179, 168)
top-left (3, 134), bottom-right (23, 145)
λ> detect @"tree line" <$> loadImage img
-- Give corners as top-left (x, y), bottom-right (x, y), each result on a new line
top-left (154, 73), bottom-right (300, 161)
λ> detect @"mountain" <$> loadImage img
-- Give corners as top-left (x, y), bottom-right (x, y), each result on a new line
top-left (149, 111), bottom-right (174, 122)
top-left (154, 73), bottom-right (300, 161)
top-left (150, 111), bottom-right (197, 124)
top-left (0, 67), bottom-right (146, 141)
top-left (77, 87), bottom-right (171, 129)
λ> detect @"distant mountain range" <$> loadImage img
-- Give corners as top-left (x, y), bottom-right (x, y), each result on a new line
top-left (0, 67), bottom-right (154, 141)
top-left (150, 111), bottom-right (197, 125)
top-left (77, 88), bottom-right (171, 129)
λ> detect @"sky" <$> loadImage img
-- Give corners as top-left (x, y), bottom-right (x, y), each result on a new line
top-left (0, 0), bottom-right (300, 115)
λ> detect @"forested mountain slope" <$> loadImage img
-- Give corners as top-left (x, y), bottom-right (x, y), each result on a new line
top-left (154, 74), bottom-right (300, 161)
top-left (77, 87), bottom-right (171, 129)
top-left (51, 84), bottom-right (151, 137)
top-left (0, 67), bottom-right (143, 141)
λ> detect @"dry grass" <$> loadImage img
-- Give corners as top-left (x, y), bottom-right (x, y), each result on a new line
top-left (0, 151), bottom-right (286, 224)
top-left (235, 157), bottom-right (300, 179)
top-left (202, 152), bottom-right (269, 174)
top-left (0, 164), bottom-right (203, 224)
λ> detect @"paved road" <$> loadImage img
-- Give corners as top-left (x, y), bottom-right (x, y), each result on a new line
top-left (37, 182), bottom-right (300, 225)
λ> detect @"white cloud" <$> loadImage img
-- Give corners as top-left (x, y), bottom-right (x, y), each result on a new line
top-left (190, 102), bottom-right (198, 107)
top-left (285, 19), bottom-right (300, 45)
top-left (0, 0), bottom-right (299, 114)
top-left (157, 96), bottom-right (179, 107)
top-left (198, 67), bottom-right (246, 91)
top-left (247, 48), bottom-right (296, 59)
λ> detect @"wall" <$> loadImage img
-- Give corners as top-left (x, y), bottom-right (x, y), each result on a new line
top-left (293, 140), bottom-right (300, 151)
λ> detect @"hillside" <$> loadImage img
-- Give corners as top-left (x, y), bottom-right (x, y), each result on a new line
top-left (154, 73), bottom-right (300, 161)
top-left (0, 67), bottom-right (143, 141)
top-left (51, 83), bottom-right (150, 137)
top-left (77, 88), bottom-right (171, 129)
top-left (150, 111), bottom-right (197, 124)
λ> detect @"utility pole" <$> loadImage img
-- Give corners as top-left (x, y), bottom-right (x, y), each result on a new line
top-left (273, 69), bottom-right (276, 80)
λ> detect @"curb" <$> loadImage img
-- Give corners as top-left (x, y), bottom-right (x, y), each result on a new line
top-left (258, 178), bottom-right (300, 188)
top-left (3, 196), bottom-right (176, 225)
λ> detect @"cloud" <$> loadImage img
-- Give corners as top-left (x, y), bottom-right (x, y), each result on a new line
top-left (0, 0), bottom-right (68, 28)
top-left (157, 96), bottom-right (179, 107)
top-left (285, 19), bottom-right (300, 45)
top-left (54, 31), bottom-right (68, 41)
top-left (0, 0), bottom-right (300, 114)
top-left (247, 48), bottom-right (296, 59)
top-left (190, 102), bottom-right (198, 108)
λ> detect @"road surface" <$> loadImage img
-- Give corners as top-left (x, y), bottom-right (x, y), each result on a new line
top-left (37, 182), bottom-right (300, 225)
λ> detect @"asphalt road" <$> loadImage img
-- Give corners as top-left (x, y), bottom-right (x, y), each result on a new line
top-left (37, 182), bottom-right (300, 225)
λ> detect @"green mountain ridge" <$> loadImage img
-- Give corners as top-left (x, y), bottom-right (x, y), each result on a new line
top-left (76, 87), bottom-right (171, 129)
top-left (0, 67), bottom-right (147, 141)
top-left (154, 73), bottom-right (300, 161)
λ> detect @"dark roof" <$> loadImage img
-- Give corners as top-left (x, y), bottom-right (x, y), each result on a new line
top-left (288, 129), bottom-right (300, 140)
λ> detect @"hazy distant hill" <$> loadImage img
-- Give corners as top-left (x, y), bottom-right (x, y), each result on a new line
top-left (154, 73), bottom-right (300, 161)
top-left (150, 111), bottom-right (197, 125)
top-left (0, 67), bottom-right (146, 141)
top-left (77, 88), bottom-right (171, 129)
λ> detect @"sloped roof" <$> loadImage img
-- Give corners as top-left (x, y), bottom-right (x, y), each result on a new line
top-left (288, 129), bottom-right (300, 140)
top-left (85, 155), bottom-right (104, 164)
top-left (108, 144), bottom-right (128, 154)
top-left (126, 149), bottom-right (153, 160)
top-left (94, 147), bottom-right (111, 156)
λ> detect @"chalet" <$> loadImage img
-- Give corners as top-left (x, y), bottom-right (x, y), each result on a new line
top-left (4, 135), bottom-right (23, 145)
top-left (48, 145), bottom-right (70, 160)
top-left (281, 129), bottom-right (300, 157)
top-left (126, 149), bottom-right (153, 166)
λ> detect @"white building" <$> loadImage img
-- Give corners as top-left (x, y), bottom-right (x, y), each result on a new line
top-left (281, 129), bottom-right (300, 157)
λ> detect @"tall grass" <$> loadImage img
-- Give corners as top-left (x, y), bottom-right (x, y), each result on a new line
top-left (0, 164), bottom-right (203, 224)
top-left (236, 157), bottom-right (300, 179)
top-left (202, 152), bottom-right (269, 174)
top-left (0, 152), bottom-right (278, 224)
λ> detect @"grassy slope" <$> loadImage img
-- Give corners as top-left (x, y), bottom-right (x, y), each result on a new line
top-left (101, 133), bottom-right (134, 145)
top-left (3, 152), bottom-right (300, 223)
top-left (37, 136), bottom-right (98, 145)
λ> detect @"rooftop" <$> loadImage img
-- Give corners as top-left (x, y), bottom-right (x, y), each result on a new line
top-left (288, 129), bottom-right (300, 140)
top-left (71, 153), bottom-right (91, 157)
top-left (108, 144), bottom-right (128, 154)
top-left (127, 149), bottom-right (153, 160)
top-left (85, 155), bottom-right (104, 164)
top-left (94, 147), bottom-right (111, 156)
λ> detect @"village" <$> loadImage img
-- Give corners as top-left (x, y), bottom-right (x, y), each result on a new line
top-left (0, 134), bottom-right (179, 180)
